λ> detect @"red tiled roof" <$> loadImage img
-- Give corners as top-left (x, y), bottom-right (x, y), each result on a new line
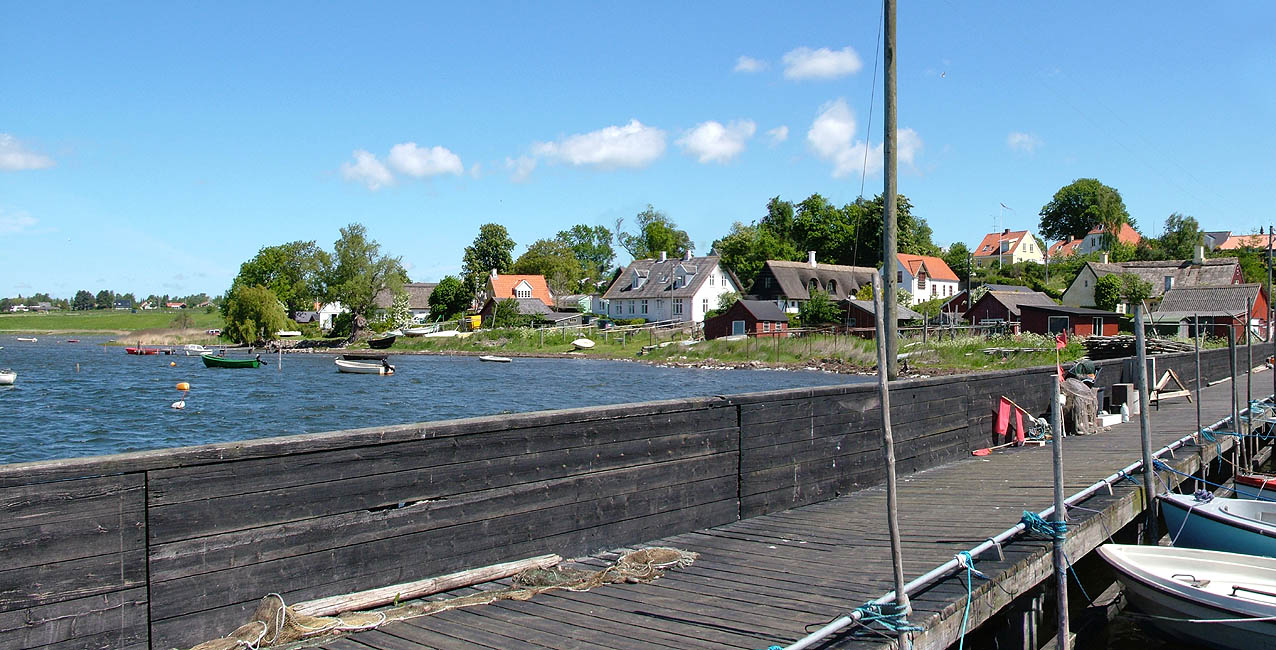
top-left (1217, 233), bottom-right (1275, 250)
top-left (1086, 223), bottom-right (1142, 245)
top-left (488, 274), bottom-right (553, 307)
top-left (897, 254), bottom-right (958, 282)
top-left (1049, 239), bottom-right (1082, 258)
top-left (973, 230), bottom-right (1029, 257)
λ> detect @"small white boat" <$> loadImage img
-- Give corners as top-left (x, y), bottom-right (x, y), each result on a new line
top-left (0, 369), bottom-right (15, 385)
top-left (1162, 492), bottom-right (1276, 558)
top-left (403, 327), bottom-right (435, 337)
top-left (571, 338), bottom-right (596, 350)
top-left (1097, 544), bottom-right (1276, 649)
top-left (276, 330), bottom-right (302, 337)
top-left (384, 329), bottom-right (404, 337)
top-left (423, 329), bottom-right (460, 338)
top-left (479, 355), bottom-right (511, 363)
top-left (335, 358), bottom-right (395, 375)
top-left (16, 337), bottom-right (36, 343)
top-left (180, 344), bottom-right (214, 356)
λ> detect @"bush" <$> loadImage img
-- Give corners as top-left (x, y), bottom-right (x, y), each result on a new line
top-left (330, 312), bottom-right (354, 339)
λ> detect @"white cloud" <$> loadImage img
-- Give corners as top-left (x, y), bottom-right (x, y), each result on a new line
top-left (0, 134), bottom-right (55, 171)
top-left (1007, 131), bottom-right (1042, 153)
top-left (782, 46), bottom-right (862, 80)
top-left (532, 119), bottom-right (666, 169)
top-left (469, 163), bottom-right (482, 179)
top-left (387, 142), bottom-right (464, 177)
top-left (766, 125), bottom-right (790, 145)
top-left (340, 150), bottom-right (394, 190)
top-left (0, 208), bottom-right (37, 233)
top-left (806, 99), bottom-right (920, 178)
top-left (676, 120), bottom-right (756, 164)
top-left (505, 156), bottom-right (537, 182)
top-left (734, 56), bottom-right (766, 73)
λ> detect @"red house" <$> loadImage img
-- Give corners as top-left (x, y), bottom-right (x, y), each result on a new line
top-left (964, 290), bottom-right (1057, 325)
top-left (704, 300), bottom-right (789, 339)
top-left (1152, 284), bottom-right (1269, 339)
top-left (1019, 304), bottom-right (1121, 336)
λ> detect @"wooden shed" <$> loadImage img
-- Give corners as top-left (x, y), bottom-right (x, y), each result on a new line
top-left (704, 300), bottom-right (790, 339)
top-left (1019, 304), bottom-right (1121, 337)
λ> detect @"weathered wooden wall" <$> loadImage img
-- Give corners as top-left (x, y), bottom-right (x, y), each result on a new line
top-left (0, 343), bottom-right (1267, 650)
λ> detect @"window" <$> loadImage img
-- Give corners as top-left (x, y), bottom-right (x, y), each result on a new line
top-left (673, 300), bottom-right (683, 315)
top-left (827, 279), bottom-right (837, 295)
top-left (763, 322), bottom-right (771, 332)
top-left (897, 271), bottom-right (904, 283)
top-left (1048, 315), bottom-right (1069, 334)
top-left (1164, 276), bottom-right (1174, 291)
top-left (641, 300), bottom-right (648, 314)
top-left (809, 278), bottom-right (819, 293)
top-left (732, 320), bottom-right (746, 335)
top-left (709, 274), bottom-right (715, 286)
top-left (703, 298), bottom-right (709, 314)
top-left (628, 301), bottom-right (635, 314)
top-left (764, 276), bottom-right (772, 289)
top-left (918, 272), bottom-right (927, 290)
top-left (1092, 317), bottom-right (1103, 334)
top-left (656, 299), bottom-right (662, 311)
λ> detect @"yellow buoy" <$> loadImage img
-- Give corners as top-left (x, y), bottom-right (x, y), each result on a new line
top-left (170, 361), bottom-right (177, 367)
top-left (176, 382), bottom-right (190, 391)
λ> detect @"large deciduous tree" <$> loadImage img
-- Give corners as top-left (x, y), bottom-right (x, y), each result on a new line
top-left (943, 242), bottom-right (972, 285)
top-left (555, 224), bottom-right (615, 284)
top-left (223, 285), bottom-right (287, 344)
top-left (73, 290), bottom-right (94, 311)
top-left (322, 223), bottom-right (407, 341)
top-left (95, 290), bottom-right (114, 310)
top-left (427, 275), bottom-right (471, 320)
top-left (619, 206), bottom-right (692, 259)
top-left (227, 241), bottom-right (327, 315)
top-left (461, 224), bottom-right (516, 298)
top-left (1038, 178), bottom-right (1133, 243)
top-left (511, 239), bottom-right (585, 295)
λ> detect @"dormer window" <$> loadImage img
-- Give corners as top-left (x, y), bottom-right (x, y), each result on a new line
top-left (513, 280), bottom-right (534, 299)
top-left (827, 279), bottom-right (837, 295)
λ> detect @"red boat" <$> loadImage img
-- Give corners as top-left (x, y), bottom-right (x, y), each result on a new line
top-left (125, 347), bottom-right (160, 355)
top-left (1236, 471), bottom-right (1276, 493)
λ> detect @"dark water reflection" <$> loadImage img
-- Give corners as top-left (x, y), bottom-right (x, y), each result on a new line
top-left (0, 336), bottom-right (862, 464)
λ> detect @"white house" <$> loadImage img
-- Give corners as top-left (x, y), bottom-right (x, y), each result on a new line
top-left (317, 302), bottom-right (348, 331)
top-left (602, 252), bottom-right (741, 323)
top-left (896, 254), bottom-right (960, 305)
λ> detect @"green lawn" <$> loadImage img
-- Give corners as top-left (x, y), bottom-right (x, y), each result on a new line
top-left (0, 309), bottom-right (224, 333)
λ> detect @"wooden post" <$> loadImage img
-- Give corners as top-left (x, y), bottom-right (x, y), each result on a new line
top-left (1230, 328), bottom-right (1240, 469)
top-left (1194, 313), bottom-right (1203, 490)
top-left (1134, 307), bottom-right (1158, 542)
top-left (871, 273), bottom-right (910, 646)
top-left (1050, 371), bottom-right (1070, 650)
top-left (1248, 295), bottom-right (1255, 464)
top-left (774, 331), bottom-right (779, 363)
top-left (882, 0), bottom-right (899, 379)
top-left (539, 328), bottom-right (543, 348)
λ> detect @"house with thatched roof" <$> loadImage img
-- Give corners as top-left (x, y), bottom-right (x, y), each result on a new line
top-left (1061, 253), bottom-right (1242, 312)
top-left (373, 282), bottom-right (438, 322)
top-left (749, 251), bottom-right (876, 313)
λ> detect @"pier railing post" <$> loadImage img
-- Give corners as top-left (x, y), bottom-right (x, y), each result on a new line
top-left (1050, 367), bottom-right (1070, 650)
top-left (1134, 307), bottom-right (1158, 542)
top-left (871, 273), bottom-right (910, 646)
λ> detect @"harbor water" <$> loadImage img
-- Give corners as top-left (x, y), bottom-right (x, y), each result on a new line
top-left (0, 335), bottom-right (861, 464)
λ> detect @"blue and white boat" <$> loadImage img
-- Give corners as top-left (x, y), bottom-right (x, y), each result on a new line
top-left (1161, 492), bottom-right (1276, 557)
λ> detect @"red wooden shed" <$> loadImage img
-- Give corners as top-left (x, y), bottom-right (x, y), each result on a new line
top-left (704, 300), bottom-right (790, 339)
top-left (1019, 304), bottom-right (1122, 337)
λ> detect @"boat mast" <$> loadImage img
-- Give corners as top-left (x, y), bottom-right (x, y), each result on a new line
top-left (882, 0), bottom-right (899, 378)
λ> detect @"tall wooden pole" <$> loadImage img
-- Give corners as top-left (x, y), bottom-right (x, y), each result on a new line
top-left (1270, 225), bottom-right (1274, 402)
top-left (1194, 313), bottom-right (1203, 491)
top-left (1229, 328), bottom-right (1239, 470)
top-left (1134, 307), bottom-right (1158, 542)
top-left (1050, 367), bottom-right (1070, 650)
top-left (1248, 296), bottom-right (1255, 464)
top-left (882, 0), bottom-right (899, 379)
top-left (871, 273), bottom-right (909, 646)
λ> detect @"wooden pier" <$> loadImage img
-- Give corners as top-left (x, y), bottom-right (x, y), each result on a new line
top-left (309, 378), bottom-right (1259, 650)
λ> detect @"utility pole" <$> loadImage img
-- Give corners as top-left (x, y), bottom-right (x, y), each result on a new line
top-left (882, 0), bottom-right (899, 379)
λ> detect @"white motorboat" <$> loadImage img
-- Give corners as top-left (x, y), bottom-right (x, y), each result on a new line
top-left (479, 355), bottom-right (511, 363)
top-left (571, 338), bottom-right (596, 350)
top-left (1096, 544), bottom-right (1276, 649)
top-left (16, 337), bottom-right (36, 343)
top-left (276, 330), bottom-right (302, 337)
top-left (334, 359), bottom-right (395, 375)
top-left (180, 344), bottom-right (214, 356)
top-left (0, 369), bottom-right (14, 385)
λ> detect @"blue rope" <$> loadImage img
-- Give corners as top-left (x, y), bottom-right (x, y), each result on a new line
top-left (1152, 459), bottom-right (1276, 501)
top-left (849, 602), bottom-right (922, 638)
top-left (956, 551), bottom-right (974, 650)
top-left (1198, 428), bottom-right (1223, 471)
top-left (1020, 511), bottom-right (1067, 542)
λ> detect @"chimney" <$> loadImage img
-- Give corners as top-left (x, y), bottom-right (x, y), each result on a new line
top-left (683, 250), bottom-right (692, 261)
top-left (808, 250), bottom-right (817, 267)
top-left (490, 268), bottom-right (498, 279)
top-left (1194, 245), bottom-right (1205, 265)
top-left (659, 251), bottom-right (667, 262)
top-left (1003, 228), bottom-right (1010, 235)
top-left (1100, 252), bottom-right (1109, 264)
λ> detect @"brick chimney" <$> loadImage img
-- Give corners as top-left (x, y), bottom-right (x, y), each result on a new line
top-left (659, 251), bottom-right (667, 262)
top-left (490, 268), bottom-right (498, 279)
top-left (808, 250), bottom-right (817, 267)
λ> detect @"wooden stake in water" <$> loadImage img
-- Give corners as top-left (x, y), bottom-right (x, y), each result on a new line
top-left (1050, 362), bottom-right (1070, 650)
top-left (1134, 307), bottom-right (1158, 542)
top-left (871, 273), bottom-right (909, 646)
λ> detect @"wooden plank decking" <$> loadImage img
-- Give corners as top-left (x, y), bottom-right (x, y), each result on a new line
top-left (304, 376), bottom-right (1263, 650)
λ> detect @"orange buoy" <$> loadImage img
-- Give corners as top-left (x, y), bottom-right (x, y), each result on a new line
top-left (176, 382), bottom-right (190, 391)
top-left (170, 361), bottom-right (177, 367)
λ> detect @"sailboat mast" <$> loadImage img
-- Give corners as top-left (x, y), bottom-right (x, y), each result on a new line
top-left (883, 0), bottom-right (899, 378)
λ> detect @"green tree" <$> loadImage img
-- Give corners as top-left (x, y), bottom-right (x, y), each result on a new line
top-left (705, 291), bottom-right (741, 319)
top-left (170, 311), bottom-right (194, 330)
top-left (387, 292), bottom-right (413, 329)
top-left (1120, 275), bottom-right (1153, 309)
top-left (322, 223), bottom-right (407, 341)
top-left (511, 239), bottom-right (584, 294)
top-left (712, 221), bottom-right (800, 292)
top-left (798, 289), bottom-right (842, 325)
top-left (227, 241), bottom-right (327, 315)
top-left (223, 285), bottom-right (287, 344)
top-left (461, 224), bottom-right (516, 297)
top-left (1038, 178), bottom-right (1133, 243)
top-left (943, 242), bottom-right (972, 285)
top-left (1094, 274), bottom-right (1121, 312)
top-left (1154, 213), bottom-right (1203, 260)
top-left (619, 205), bottom-right (692, 259)
top-left (555, 224), bottom-right (615, 284)
top-left (791, 194), bottom-right (855, 260)
top-left (492, 298), bottom-right (522, 327)
top-left (427, 275), bottom-right (472, 320)
top-left (73, 290), bottom-right (94, 311)
top-left (842, 194), bottom-right (939, 265)
top-left (854, 284), bottom-right (873, 300)
top-left (95, 289), bottom-right (114, 310)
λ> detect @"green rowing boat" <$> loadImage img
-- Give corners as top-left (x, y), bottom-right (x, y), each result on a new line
top-left (201, 354), bottom-right (264, 369)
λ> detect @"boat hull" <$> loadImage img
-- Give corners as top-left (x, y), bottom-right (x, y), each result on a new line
top-left (201, 355), bottom-right (262, 369)
top-left (479, 355), bottom-right (511, 363)
top-left (335, 359), bottom-right (393, 375)
top-left (368, 335), bottom-right (396, 349)
top-left (1237, 472), bottom-right (1276, 500)
top-left (1161, 493), bottom-right (1276, 558)
top-left (0, 371), bottom-right (14, 386)
top-left (125, 347), bottom-right (159, 355)
top-left (571, 338), bottom-right (595, 350)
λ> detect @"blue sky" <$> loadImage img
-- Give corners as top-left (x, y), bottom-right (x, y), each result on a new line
top-left (3, 1), bottom-right (1273, 298)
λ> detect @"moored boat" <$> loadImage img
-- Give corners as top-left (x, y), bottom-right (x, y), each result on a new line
top-left (1161, 492), bottom-right (1276, 558)
top-left (180, 344), bottom-right (214, 356)
top-left (368, 334), bottom-right (396, 349)
top-left (276, 330), bottom-right (302, 337)
top-left (1096, 544), bottom-right (1276, 650)
top-left (335, 358), bottom-right (395, 375)
top-left (16, 337), bottom-right (36, 342)
top-left (201, 354), bottom-right (264, 369)
top-left (479, 355), bottom-right (511, 363)
top-left (0, 369), bottom-right (15, 386)
top-left (1236, 471), bottom-right (1276, 498)
top-left (341, 351), bottom-right (389, 361)
top-left (571, 338), bottom-right (595, 350)
top-left (125, 347), bottom-right (160, 355)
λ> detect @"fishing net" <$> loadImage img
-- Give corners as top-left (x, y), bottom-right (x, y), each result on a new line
top-left (189, 547), bottom-right (698, 650)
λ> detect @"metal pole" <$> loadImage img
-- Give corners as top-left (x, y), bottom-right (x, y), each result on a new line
top-left (1248, 296), bottom-right (1255, 464)
top-left (1050, 370), bottom-right (1070, 650)
top-left (1134, 307), bottom-right (1158, 542)
top-left (1230, 328), bottom-right (1239, 470)
top-left (1194, 313), bottom-right (1203, 491)
top-left (871, 272), bottom-right (910, 647)
top-left (882, 0), bottom-right (899, 379)
top-left (1270, 225), bottom-right (1274, 401)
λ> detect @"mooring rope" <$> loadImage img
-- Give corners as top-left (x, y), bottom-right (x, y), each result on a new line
top-left (1152, 459), bottom-right (1276, 502)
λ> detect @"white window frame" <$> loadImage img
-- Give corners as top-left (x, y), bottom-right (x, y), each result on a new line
top-left (641, 300), bottom-right (648, 315)
top-left (673, 300), bottom-right (683, 315)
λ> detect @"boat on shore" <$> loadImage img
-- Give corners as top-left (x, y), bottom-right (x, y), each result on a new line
top-left (368, 334), bottom-right (396, 349)
top-left (479, 355), bottom-right (511, 363)
top-left (335, 358), bottom-right (394, 375)
top-left (0, 369), bottom-right (15, 386)
top-left (201, 354), bottom-right (264, 369)
top-left (125, 347), bottom-right (160, 355)
top-left (16, 337), bottom-right (36, 343)
top-left (571, 338), bottom-right (595, 350)
top-left (1097, 544), bottom-right (1276, 650)
top-left (423, 329), bottom-right (460, 338)
top-left (1161, 492), bottom-right (1276, 557)
top-left (276, 330), bottom-right (302, 337)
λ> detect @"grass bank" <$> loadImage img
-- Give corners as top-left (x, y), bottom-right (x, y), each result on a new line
top-left (0, 310), bottom-right (224, 334)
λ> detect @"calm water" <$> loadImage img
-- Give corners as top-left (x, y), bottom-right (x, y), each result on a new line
top-left (0, 335), bottom-right (860, 465)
